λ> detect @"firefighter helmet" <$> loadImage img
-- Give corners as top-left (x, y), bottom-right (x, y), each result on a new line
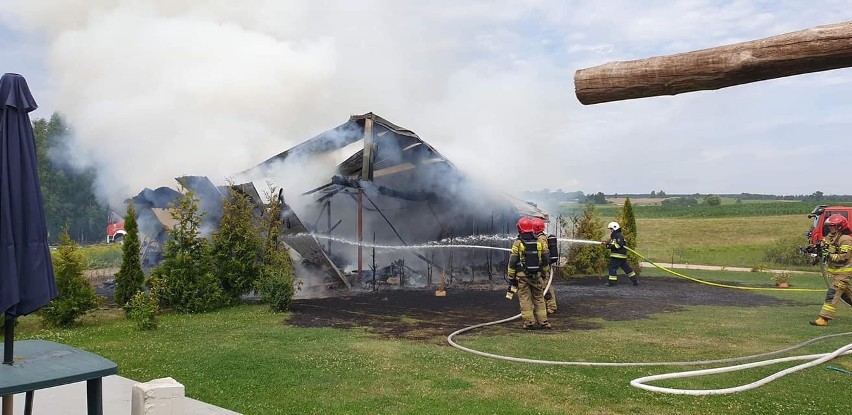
top-left (531, 217), bottom-right (546, 234)
top-left (826, 214), bottom-right (849, 231)
top-left (607, 221), bottom-right (620, 231)
top-left (517, 217), bottom-right (534, 233)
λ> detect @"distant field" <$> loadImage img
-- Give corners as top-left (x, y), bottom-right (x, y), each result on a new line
top-left (556, 201), bottom-right (820, 269)
top-left (633, 215), bottom-right (810, 268)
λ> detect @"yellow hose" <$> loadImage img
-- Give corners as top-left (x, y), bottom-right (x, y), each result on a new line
top-left (625, 246), bottom-right (825, 293)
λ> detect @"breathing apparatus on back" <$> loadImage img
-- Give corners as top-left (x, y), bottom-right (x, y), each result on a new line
top-left (531, 217), bottom-right (559, 265)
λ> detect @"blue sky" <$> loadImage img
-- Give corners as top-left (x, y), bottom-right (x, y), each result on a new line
top-left (2, 1), bottom-right (852, 205)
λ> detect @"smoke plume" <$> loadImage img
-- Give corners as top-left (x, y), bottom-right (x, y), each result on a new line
top-left (4, 0), bottom-right (572, 207)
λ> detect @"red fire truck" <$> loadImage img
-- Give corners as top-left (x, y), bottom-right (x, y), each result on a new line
top-left (805, 205), bottom-right (852, 245)
top-left (106, 211), bottom-right (126, 243)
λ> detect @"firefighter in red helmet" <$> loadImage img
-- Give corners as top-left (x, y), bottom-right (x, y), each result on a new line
top-left (508, 217), bottom-right (551, 329)
top-left (531, 217), bottom-right (557, 314)
top-left (811, 214), bottom-right (852, 326)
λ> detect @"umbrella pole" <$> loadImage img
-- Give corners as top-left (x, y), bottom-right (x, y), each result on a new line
top-left (3, 312), bottom-right (13, 365)
top-left (2, 313), bottom-right (12, 415)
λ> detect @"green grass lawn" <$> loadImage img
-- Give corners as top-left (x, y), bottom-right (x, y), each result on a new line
top-left (612, 214), bottom-right (813, 269)
top-left (13, 202), bottom-right (851, 414)
top-left (13, 268), bottom-right (852, 415)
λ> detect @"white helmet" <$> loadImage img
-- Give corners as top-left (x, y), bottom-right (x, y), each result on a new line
top-left (607, 221), bottom-right (620, 231)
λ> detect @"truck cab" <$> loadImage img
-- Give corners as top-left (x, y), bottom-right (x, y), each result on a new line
top-left (806, 205), bottom-right (852, 244)
top-left (106, 211), bottom-right (126, 243)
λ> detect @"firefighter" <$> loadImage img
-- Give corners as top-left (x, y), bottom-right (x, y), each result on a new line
top-left (531, 217), bottom-right (557, 314)
top-left (508, 217), bottom-right (551, 329)
top-left (602, 221), bottom-right (638, 286)
top-left (810, 214), bottom-right (852, 326)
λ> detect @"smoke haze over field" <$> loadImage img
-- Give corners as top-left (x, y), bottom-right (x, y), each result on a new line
top-left (3, 1), bottom-right (852, 203)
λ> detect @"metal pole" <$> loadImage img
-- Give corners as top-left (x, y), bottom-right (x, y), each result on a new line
top-left (3, 313), bottom-right (13, 365)
top-left (2, 313), bottom-right (13, 415)
top-left (358, 188), bottom-right (363, 281)
top-left (326, 200), bottom-right (332, 255)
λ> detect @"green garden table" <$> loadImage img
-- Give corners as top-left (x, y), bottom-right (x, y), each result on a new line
top-left (0, 340), bottom-right (117, 415)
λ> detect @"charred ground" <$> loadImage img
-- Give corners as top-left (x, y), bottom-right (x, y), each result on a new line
top-left (287, 275), bottom-right (805, 342)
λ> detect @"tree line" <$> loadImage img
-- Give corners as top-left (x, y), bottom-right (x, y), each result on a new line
top-left (33, 113), bottom-right (107, 244)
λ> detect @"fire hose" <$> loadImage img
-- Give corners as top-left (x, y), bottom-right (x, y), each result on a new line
top-left (447, 239), bottom-right (852, 395)
top-left (303, 233), bottom-right (852, 394)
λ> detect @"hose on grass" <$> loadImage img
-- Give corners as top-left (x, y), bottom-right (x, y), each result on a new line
top-left (448, 307), bottom-right (852, 395)
top-left (624, 246), bottom-right (825, 293)
top-left (449, 242), bottom-right (851, 395)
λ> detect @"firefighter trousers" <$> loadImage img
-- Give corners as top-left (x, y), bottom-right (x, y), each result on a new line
top-left (607, 257), bottom-right (637, 284)
top-left (545, 284), bottom-right (557, 314)
top-left (819, 272), bottom-right (852, 320)
top-left (517, 274), bottom-right (548, 327)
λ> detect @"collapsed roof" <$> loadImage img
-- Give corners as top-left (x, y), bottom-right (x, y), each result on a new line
top-left (130, 113), bottom-right (548, 293)
top-left (237, 112), bottom-right (548, 291)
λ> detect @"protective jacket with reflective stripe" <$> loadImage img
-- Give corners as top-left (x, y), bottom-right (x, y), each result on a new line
top-left (606, 229), bottom-right (628, 259)
top-left (824, 231), bottom-right (852, 273)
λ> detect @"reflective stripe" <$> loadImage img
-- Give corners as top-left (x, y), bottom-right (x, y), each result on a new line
top-left (612, 241), bottom-right (622, 249)
top-left (609, 275), bottom-right (618, 280)
top-left (610, 253), bottom-right (627, 258)
top-left (822, 304), bottom-right (836, 312)
top-left (826, 266), bottom-right (852, 272)
top-left (840, 244), bottom-right (852, 253)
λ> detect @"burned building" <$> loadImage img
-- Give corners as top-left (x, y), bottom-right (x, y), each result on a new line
top-left (236, 112), bottom-right (548, 294)
top-left (128, 113), bottom-right (547, 295)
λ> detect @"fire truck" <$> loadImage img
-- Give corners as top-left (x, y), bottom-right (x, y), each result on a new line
top-left (106, 211), bottom-right (126, 243)
top-left (805, 205), bottom-right (852, 245)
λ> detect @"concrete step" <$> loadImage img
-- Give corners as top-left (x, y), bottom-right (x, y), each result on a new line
top-left (9, 375), bottom-right (241, 415)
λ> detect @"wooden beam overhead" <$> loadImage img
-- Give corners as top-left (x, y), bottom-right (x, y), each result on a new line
top-left (574, 21), bottom-right (852, 105)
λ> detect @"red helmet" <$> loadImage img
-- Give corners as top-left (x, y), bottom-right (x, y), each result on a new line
top-left (826, 214), bottom-right (848, 231)
top-left (531, 217), bottom-right (545, 234)
top-left (517, 217), bottom-right (534, 233)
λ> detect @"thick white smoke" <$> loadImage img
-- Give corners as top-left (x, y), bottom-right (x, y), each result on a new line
top-left (11, 1), bottom-right (849, 198)
top-left (4, 0), bottom-right (572, 208)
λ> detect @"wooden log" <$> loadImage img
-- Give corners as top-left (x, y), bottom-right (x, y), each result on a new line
top-left (574, 21), bottom-right (852, 105)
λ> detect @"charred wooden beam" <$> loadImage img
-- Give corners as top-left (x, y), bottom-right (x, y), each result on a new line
top-left (574, 21), bottom-right (852, 105)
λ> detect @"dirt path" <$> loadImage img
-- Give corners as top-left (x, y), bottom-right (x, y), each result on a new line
top-left (287, 275), bottom-right (805, 342)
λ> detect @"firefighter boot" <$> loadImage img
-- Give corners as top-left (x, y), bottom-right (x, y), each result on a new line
top-left (630, 276), bottom-right (638, 286)
top-left (809, 317), bottom-right (830, 326)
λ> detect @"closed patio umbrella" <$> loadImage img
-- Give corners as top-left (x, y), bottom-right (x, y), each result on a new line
top-left (1, 72), bottom-right (57, 366)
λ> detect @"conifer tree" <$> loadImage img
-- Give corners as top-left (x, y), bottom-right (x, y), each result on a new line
top-left (255, 187), bottom-right (296, 312)
top-left (42, 227), bottom-right (98, 327)
top-left (618, 197), bottom-right (641, 274)
top-left (562, 202), bottom-right (607, 276)
top-left (212, 186), bottom-right (262, 304)
top-left (115, 200), bottom-right (145, 307)
top-left (149, 188), bottom-right (224, 313)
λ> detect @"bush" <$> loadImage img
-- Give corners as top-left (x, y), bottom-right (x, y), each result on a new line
top-left (256, 260), bottom-right (297, 313)
top-left (150, 188), bottom-right (225, 313)
top-left (704, 194), bottom-right (722, 206)
top-left (561, 202), bottom-right (607, 276)
top-left (661, 197), bottom-right (699, 207)
top-left (256, 185), bottom-right (297, 312)
top-left (763, 237), bottom-right (813, 266)
top-left (42, 229), bottom-right (98, 327)
top-left (124, 291), bottom-right (159, 330)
